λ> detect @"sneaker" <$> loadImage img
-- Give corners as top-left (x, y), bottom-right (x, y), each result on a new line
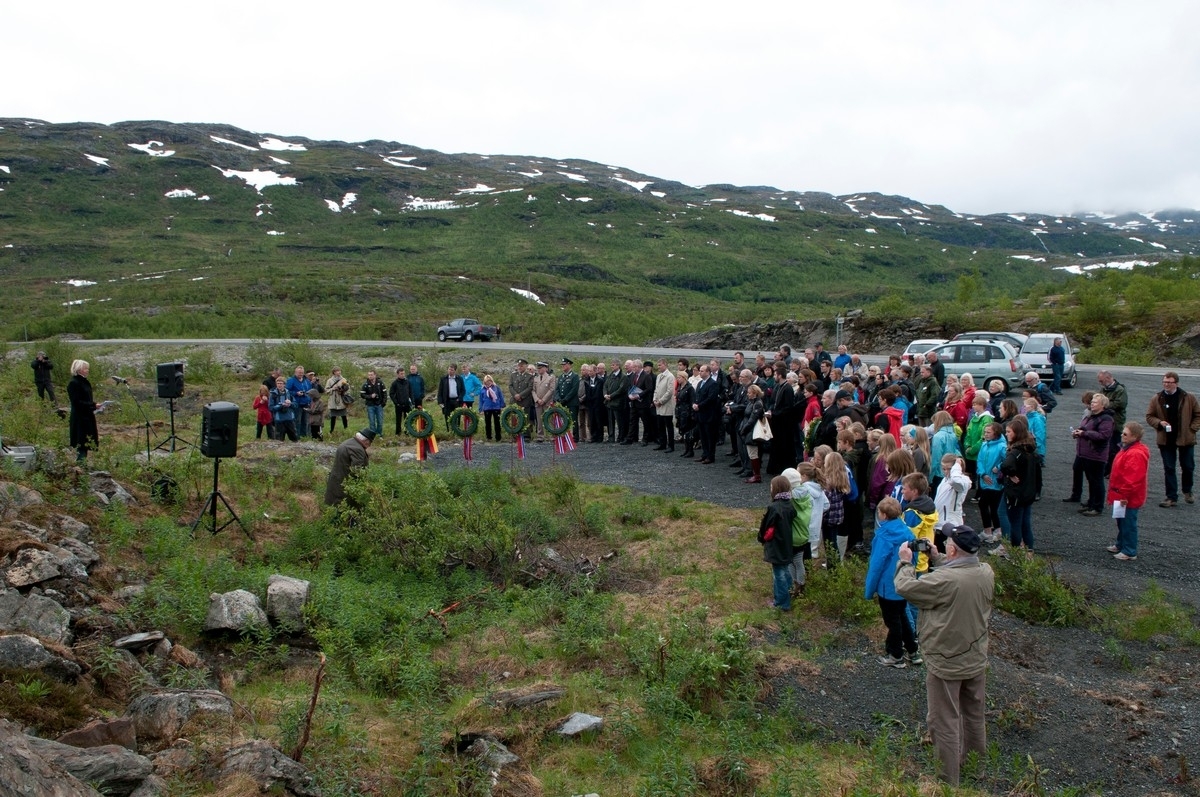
top-left (878, 654), bottom-right (907, 669)
top-left (1186, 493), bottom-right (1195, 504)
top-left (992, 544), bottom-right (1009, 559)
top-left (1114, 552), bottom-right (1137, 561)
top-left (1105, 545), bottom-right (1120, 553)
top-left (1081, 509), bottom-right (1101, 517)
top-left (1159, 499), bottom-right (1177, 508)
top-left (907, 650), bottom-right (924, 666)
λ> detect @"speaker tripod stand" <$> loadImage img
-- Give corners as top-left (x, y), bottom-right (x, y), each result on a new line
top-left (154, 398), bottom-right (192, 453)
top-left (191, 457), bottom-right (250, 539)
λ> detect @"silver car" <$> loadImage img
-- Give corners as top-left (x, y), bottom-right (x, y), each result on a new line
top-left (927, 340), bottom-right (1025, 394)
top-left (1020, 333), bottom-right (1078, 389)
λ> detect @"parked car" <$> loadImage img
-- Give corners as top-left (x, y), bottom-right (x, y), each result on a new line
top-left (926, 340), bottom-right (1025, 394)
top-left (1020, 333), bottom-right (1078, 389)
top-left (902, 338), bottom-right (949, 361)
top-left (951, 330), bottom-right (1029, 351)
top-left (436, 318), bottom-right (500, 342)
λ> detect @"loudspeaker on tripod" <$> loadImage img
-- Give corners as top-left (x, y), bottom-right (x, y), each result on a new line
top-left (157, 362), bottom-right (185, 399)
top-left (201, 401), bottom-right (239, 459)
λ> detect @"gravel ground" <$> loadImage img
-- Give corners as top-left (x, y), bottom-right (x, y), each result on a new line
top-left (415, 408), bottom-right (1198, 795)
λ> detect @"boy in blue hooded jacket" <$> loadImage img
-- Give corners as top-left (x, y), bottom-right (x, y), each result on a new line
top-left (864, 497), bottom-right (920, 667)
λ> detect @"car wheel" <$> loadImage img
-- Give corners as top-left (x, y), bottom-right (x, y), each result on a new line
top-left (438, 331), bottom-right (447, 342)
top-left (1067, 370), bottom-right (1077, 388)
top-left (464, 331), bottom-right (474, 342)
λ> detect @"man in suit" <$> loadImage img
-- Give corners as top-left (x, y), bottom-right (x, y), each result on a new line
top-left (436, 363), bottom-right (467, 427)
top-left (634, 361), bottom-right (656, 445)
top-left (693, 364), bottom-right (721, 464)
top-left (555, 358), bottom-right (581, 442)
top-left (586, 362), bottom-right (607, 443)
top-left (605, 359), bottom-right (629, 443)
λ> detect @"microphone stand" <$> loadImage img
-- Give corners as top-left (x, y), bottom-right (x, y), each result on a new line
top-left (112, 377), bottom-right (154, 462)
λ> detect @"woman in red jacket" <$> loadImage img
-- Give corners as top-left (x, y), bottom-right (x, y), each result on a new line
top-left (1107, 422), bottom-right (1150, 561)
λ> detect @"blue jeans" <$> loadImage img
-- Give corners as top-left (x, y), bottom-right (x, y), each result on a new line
top-left (771, 564), bottom-right (792, 610)
top-left (1115, 509), bottom-right (1139, 556)
top-left (1007, 502), bottom-right (1034, 549)
top-left (366, 404), bottom-right (384, 436)
top-left (1050, 363), bottom-right (1064, 393)
top-left (296, 407), bottom-right (310, 437)
top-left (1158, 444), bottom-right (1195, 501)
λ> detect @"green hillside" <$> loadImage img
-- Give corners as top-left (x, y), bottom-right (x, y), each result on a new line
top-left (0, 118), bottom-right (1194, 344)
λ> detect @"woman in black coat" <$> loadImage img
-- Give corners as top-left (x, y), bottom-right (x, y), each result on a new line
top-left (67, 360), bottom-right (99, 462)
top-left (766, 373), bottom-right (798, 476)
top-left (675, 371), bottom-right (697, 458)
top-left (1000, 415), bottom-right (1039, 553)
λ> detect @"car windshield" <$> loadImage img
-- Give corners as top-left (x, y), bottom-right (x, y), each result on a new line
top-left (1023, 338), bottom-right (1055, 354)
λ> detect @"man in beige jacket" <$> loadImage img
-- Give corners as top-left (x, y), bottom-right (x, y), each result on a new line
top-left (531, 362), bottom-right (557, 442)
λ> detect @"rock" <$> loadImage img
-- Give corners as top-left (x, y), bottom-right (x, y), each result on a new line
top-left (398, 452), bottom-right (416, 463)
top-left (128, 774), bottom-right (168, 797)
top-left (46, 513), bottom-right (93, 542)
top-left (89, 472), bottom-right (137, 507)
top-left (0, 633), bottom-right (81, 682)
top-left (266, 574), bottom-right (310, 631)
top-left (556, 712), bottom-right (603, 736)
top-left (150, 638), bottom-right (173, 659)
top-left (45, 543), bottom-right (89, 581)
top-left (56, 537), bottom-right (100, 568)
top-left (488, 684), bottom-right (566, 709)
top-left (0, 718), bottom-right (104, 796)
top-left (168, 643), bottom-right (202, 669)
top-left (57, 717), bottom-right (137, 751)
top-left (463, 734), bottom-right (520, 782)
top-left (218, 739), bottom-right (320, 797)
top-left (0, 480), bottom-right (44, 518)
top-left (0, 589), bottom-right (72, 644)
top-left (113, 631), bottom-right (166, 651)
top-left (5, 547), bottom-right (63, 587)
top-left (203, 589), bottom-right (268, 633)
top-left (125, 689), bottom-right (233, 746)
top-left (115, 584), bottom-right (146, 601)
top-left (147, 740), bottom-right (194, 778)
top-left (24, 734), bottom-right (153, 796)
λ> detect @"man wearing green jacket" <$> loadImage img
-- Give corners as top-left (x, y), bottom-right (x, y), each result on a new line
top-left (895, 524), bottom-right (995, 786)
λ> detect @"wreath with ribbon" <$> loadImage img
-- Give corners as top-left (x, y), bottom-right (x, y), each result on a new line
top-left (542, 406), bottom-right (572, 437)
top-left (404, 408), bottom-right (436, 439)
top-left (447, 406), bottom-right (481, 438)
top-left (499, 406), bottom-right (528, 436)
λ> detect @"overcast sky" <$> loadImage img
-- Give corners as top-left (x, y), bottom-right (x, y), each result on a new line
top-left (10, 1), bottom-right (1199, 215)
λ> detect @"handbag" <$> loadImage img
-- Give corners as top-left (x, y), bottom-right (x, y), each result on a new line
top-left (752, 417), bottom-right (774, 444)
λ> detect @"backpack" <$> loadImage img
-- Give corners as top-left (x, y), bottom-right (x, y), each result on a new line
top-left (845, 464), bottom-right (860, 503)
top-left (791, 493), bottom-right (813, 546)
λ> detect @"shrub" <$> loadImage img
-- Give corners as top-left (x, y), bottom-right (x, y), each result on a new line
top-left (993, 555), bottom-right (1093, 627)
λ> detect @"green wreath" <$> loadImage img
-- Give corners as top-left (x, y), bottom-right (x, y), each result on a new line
top-left (448, 406), bottom-right (481, 438)
top-left (542, 406), bottom-right (572, 437)
top-left (499, 406), bottom-right (528, 436)
top-left (404, 408), bottom-right (436, 439)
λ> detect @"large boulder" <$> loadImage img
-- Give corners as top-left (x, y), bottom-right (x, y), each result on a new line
top-left (56, 717), bottom-right (137, 751)
top-left (89, 473), bottom-right (137, 507)
top-left (125, 689), bottom-right (233, 746)
top-left (45, 513), bottom-right (93, 543)
top-left (24, 735), bottom-right (153, 797)
top-left (0, 481), bottom-right (44, 519)
top-left (266, 575), bottom-right (310, 631)
top-left (0, 589), bottom-right (72, 644)
top-left (0, 718), bottom-right (103, 796)
top-left (4, 548), bottom-right (63, 588)
top-left (203, 589), bottom-right (268, 633)
top-left (218, 739), bottom-right (320, 797)
top-left (0, 633), bottom-right (81, 682)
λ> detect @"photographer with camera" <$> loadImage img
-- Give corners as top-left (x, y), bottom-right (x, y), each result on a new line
top-left (895, 523), bottom-right (995, 787)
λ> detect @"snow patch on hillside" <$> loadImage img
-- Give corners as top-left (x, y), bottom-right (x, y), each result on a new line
top-left (511, 288), bottom-right (545, 305)
top-left (211, 135), bottom-right (257, 151)
top-left (726, 209), bottom-right (776, 223)
top-left (613, 176), bottom-right (652, 191)
top-left (84, 154), bottom-right (109, 167)
top-left (558, 172), bottom-right (587, 182)
top-left (128, 140), bottom-right (175, 157)
top-left (214, 166), bottom-right (298, 193)
top-left (259, 137), bottom-right (306, 152)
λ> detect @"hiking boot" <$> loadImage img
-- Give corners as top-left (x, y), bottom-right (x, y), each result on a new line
top-left (1080, 509), bottom-right (1101, 517)
top-left (878, 654), bottom-right (907, 669)
top-left (1186, 493), bottom-right (1195, 504)
top-left (1159, 499), bottom-right (1176, 508)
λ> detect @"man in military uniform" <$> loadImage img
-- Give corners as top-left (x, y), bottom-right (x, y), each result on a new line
top-left (531, 362), bottom-right (557, 442)
top-left (509, 358), bottom-right (535, 441)
top-left (555, 358), bottom-right (581, 442)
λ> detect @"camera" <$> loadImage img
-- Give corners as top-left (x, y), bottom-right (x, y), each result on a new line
top-left (912, 538), bottom-right (932, 556)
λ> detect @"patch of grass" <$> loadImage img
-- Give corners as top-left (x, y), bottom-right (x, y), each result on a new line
top-left (1106, 582), bottom-right (1200, 645)
top-left (993, 554), bottom-right (1095, 628)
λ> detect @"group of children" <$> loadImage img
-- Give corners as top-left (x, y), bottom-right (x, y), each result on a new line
top-left (757, 416), bottom-right (978, 668)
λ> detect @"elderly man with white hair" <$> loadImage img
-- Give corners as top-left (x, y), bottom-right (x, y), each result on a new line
top-left (1023, 371), bottom-right (1057, 414)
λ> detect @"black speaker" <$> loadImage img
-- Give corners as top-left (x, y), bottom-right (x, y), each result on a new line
top-left (200, 401), bottom-right (239, 459)
top-left (156, 362), bottom-right (185, 399)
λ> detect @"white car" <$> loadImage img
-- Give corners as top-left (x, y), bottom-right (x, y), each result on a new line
top-left (902, 338), bottom-right (949, 361)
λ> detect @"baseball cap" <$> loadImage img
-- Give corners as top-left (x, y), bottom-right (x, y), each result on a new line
top-left (940, 522), bottom-right (982, 554)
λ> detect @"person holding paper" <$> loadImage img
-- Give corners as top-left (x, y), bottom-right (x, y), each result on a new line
top-left (1107, 422), bottom-right (1150, 561)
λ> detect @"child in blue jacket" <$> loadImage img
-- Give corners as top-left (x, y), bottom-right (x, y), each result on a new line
top-left (864, 497), bottom-right (920, 668)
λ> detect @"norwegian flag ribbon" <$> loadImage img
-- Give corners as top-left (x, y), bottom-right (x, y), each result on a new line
top-left (463, 435), bottom-right (473, 461)
top-left (515, 435), bottom-right (526, 460)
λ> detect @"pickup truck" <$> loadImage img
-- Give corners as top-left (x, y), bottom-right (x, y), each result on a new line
top-left (436, 318), bottom-right (500, 342)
